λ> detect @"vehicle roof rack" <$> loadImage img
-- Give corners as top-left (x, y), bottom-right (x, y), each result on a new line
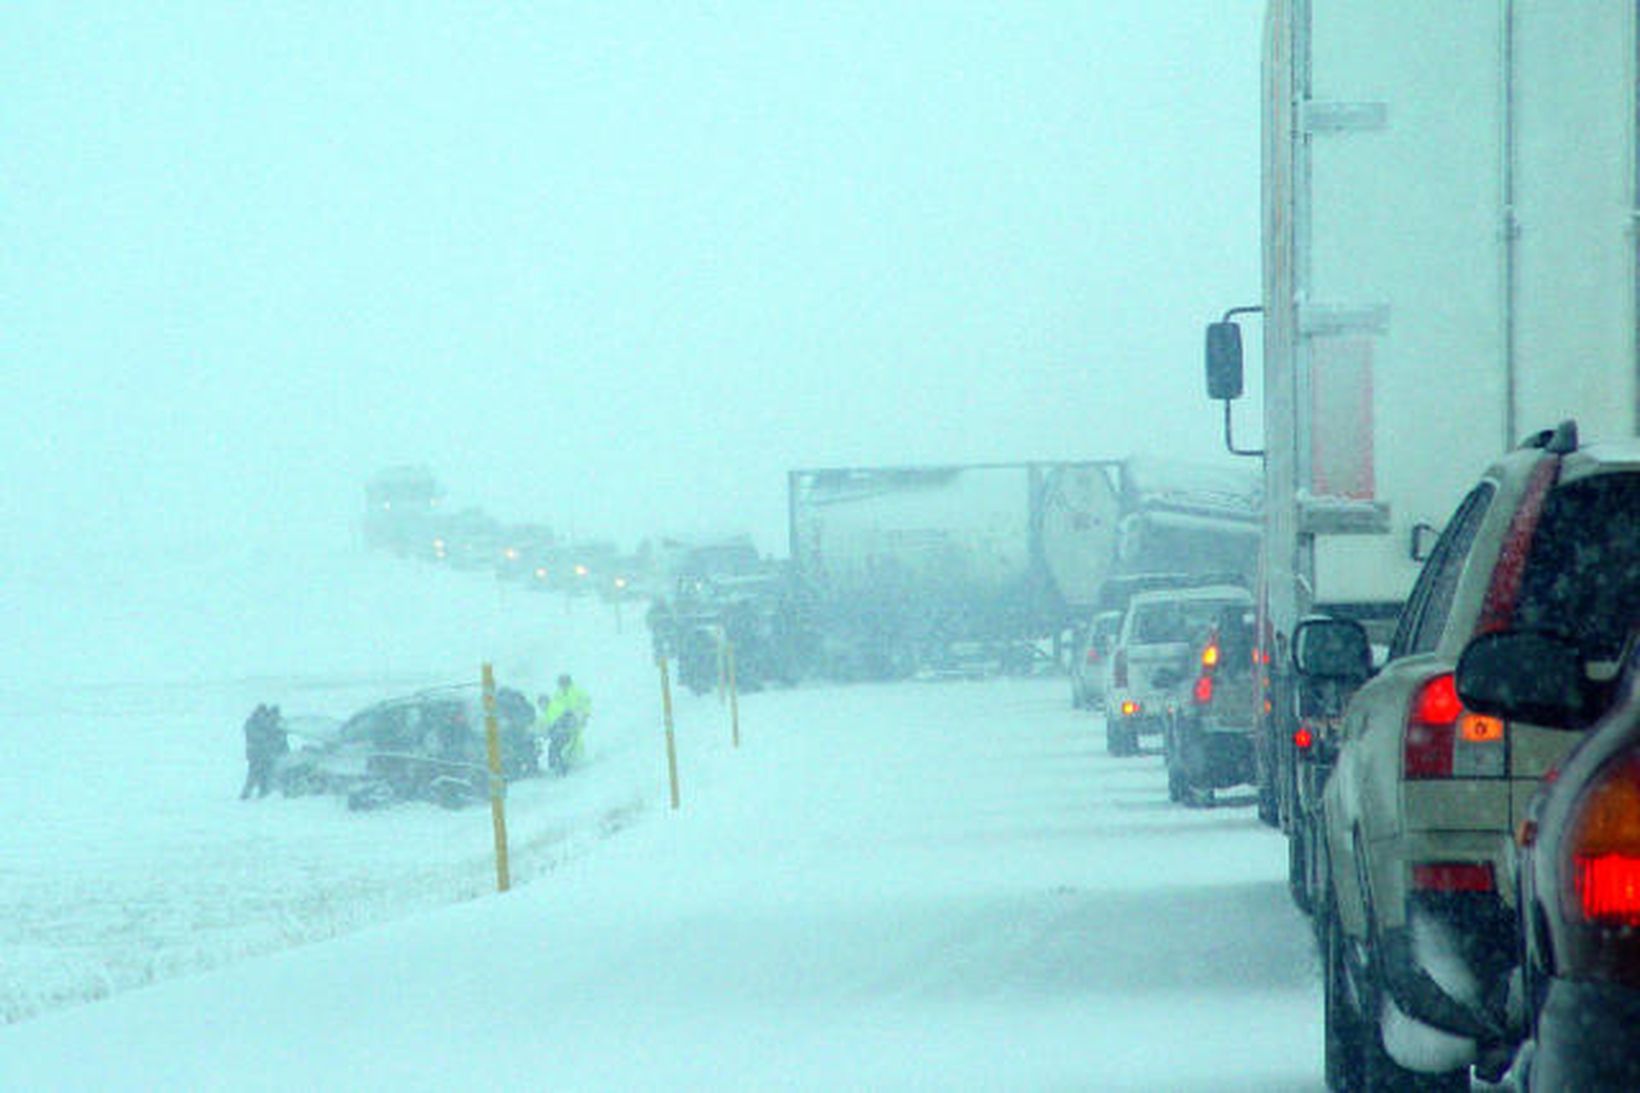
top-left (1520, 419), bottom-right (1579, 454)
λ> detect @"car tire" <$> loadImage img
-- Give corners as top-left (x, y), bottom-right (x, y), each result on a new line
top-left (1326, 892), bottom-right (1470, 1093)
top-left (1288, 824), bottom-right (1315, 916)
top-left (1105, 720), bottom-right (1136, 757)
top-left (1323, 898), bottom-right (1367, 1092)
top-left (1257, 776), bottom-right (1279, 827)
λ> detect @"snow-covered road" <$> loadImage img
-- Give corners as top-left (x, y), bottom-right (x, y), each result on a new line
top-left (2, 550), bottom-right (1324, 1088)
top-left (1, 679), bottom-right (1322, 1086)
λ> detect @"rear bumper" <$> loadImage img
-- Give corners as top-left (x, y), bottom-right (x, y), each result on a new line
top-left (1106, 698), bottom-right (1165, 734)
top-left (1173, 719), bottom-right (1254, 787)
top-left (1528, 977), bottom-right (1640, 1089)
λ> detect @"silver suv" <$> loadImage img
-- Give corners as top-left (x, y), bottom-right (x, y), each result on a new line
top-left (1105, 584), bottom-right (1252, 756)
top-left (1296, 423), bottom-right (1640, 1090)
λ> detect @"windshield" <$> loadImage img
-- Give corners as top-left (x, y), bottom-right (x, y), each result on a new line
top-left (1132, 599), bottom-right (1244, 644)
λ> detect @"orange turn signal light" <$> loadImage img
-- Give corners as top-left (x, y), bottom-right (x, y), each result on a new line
top-left (1459, 713), bottom-right (1505, 743)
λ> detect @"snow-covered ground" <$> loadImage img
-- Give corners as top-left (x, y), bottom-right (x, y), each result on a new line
top-left (0, 543), bottom-right (1325, 1089)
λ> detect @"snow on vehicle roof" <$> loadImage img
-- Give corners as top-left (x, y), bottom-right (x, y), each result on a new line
top-left (1120, 455), bottom-right (1262, 517)
top-left (1127, 583), bottom-right (1252, 607)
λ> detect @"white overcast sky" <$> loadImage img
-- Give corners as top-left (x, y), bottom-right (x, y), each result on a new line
top-left (2, 2), bottom-right (1263, 556)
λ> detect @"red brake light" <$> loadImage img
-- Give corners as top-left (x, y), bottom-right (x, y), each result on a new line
top-left (1193, 675), bottom-right (1214, 705)
top-left (1293, 725), bottom-right (1314, 750)
top-left (1405, 673), bottom-right (1460, 779)
top-left (1085, 647), bottom-right (1102, 665)
top-left (1413, 673), bottom-right (1463, 723)
top-left (1568, 756), bottom-right (1640, 926)
top-left (1412, 862), bottom-right (1496, 892)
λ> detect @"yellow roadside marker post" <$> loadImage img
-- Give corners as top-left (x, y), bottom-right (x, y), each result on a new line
top-left (660, 656), bottom-right (681, 809)
top-left (481, 663), bottom-right (511, 893)
top-left (727, 638), bottom-right (741, 749)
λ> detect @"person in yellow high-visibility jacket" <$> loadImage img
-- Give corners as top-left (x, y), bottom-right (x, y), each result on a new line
top-left (537, 674), bottom-right (591, 775)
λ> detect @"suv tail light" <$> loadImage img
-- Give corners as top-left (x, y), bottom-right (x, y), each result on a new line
top-left (1200, 636), bottom-right (1221, 670)
top-left (1113, 649), bottom-right (1128, 689)
top-left (1191, 631), bottom-right (1221, 706)
top-left (1085, 647), bottom-right (1102, 665)
top-left (1405, 673), bottom-right (1506, 779)
top-left (1566, 754), bottom-right (1640, 926)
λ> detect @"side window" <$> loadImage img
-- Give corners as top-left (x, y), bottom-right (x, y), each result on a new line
top-left (1390, 484), bottom-right (1496, 659)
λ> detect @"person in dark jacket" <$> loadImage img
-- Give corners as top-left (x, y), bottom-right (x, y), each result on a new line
top-left (240, 703), bottom-right (288, 799)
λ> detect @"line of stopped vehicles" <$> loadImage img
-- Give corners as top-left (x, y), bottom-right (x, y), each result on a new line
top-left (1071, 421), bottom-right (1640, 1091)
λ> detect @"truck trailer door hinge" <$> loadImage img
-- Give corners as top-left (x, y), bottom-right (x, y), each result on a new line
top-left (1300, 100), bottom-right (1389, 134)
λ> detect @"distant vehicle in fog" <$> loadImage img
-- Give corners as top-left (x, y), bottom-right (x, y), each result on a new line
top-left (1070, 610), bottom-right (1122, 710)
top-left (788, 459), bottom-right (1259, 681)
top-left (643, 537), bottom-right (811, 695)
top-left (1104, 583), bottom-right (1252, 758)
top-left (362, 465), bottom-right (444, 555)
top-left (1163, 599), bottom-right (1259, 806)
top-left (495, 523), bottom-right (557, 582)
top-left (428, 507), bottom-right (502, 570)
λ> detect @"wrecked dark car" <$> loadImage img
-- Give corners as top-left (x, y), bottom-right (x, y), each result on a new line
top-left (280, 686), bottom-right (539, 809)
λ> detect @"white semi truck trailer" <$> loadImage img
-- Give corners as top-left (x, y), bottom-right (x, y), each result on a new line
top-left (1206, 0), bottom-right (1640, 890)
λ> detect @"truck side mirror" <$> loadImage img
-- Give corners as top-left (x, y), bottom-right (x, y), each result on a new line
top-left (1455, 630), bottom-right (1593, 730)
top-left (1292, 617), bottom-right (1372, 681)
top-left (1205, 322), bottom-right (1245, 401)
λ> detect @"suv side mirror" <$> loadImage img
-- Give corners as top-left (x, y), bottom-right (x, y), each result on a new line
top-left (1292, 618), bottom-right (1372, 681)
top-left (1455, 630), bottom-right (1593, 730)
top-left (1205, 322), bottom-right (1245, 401)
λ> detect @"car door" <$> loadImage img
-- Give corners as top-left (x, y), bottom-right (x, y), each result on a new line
top-left (1325, 483), bottom-right (1496, 925)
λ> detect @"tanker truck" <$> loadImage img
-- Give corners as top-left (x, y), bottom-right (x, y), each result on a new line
top-left (788, 459), bottom-right (1261, 680)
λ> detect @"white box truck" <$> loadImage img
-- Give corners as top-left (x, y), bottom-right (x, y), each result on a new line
top-left (1206, 1), bottom-right (1640, 867)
